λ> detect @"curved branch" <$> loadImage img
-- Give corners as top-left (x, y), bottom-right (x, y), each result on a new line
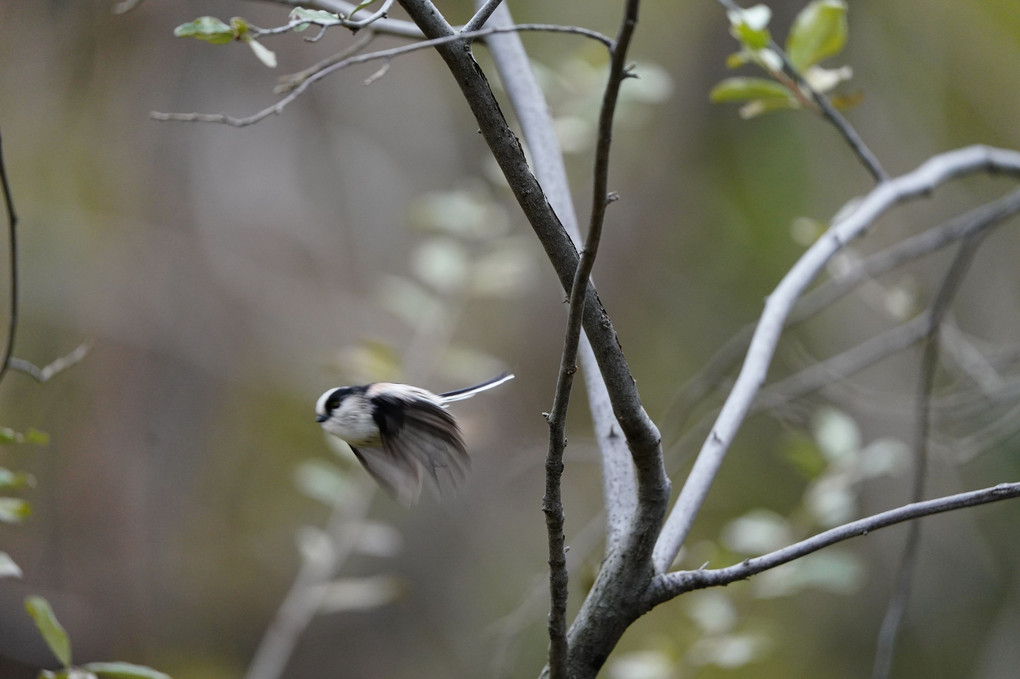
top-left (653, 145), bottom-right (1020, 574)
top-left (648, 482), bottom-right (1020, 605)
top-left (150, 24), bottom-right (612, 128)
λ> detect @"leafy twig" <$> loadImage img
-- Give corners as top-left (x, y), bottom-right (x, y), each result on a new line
top-left (151, 23), bottom-right (612, 127)
top-left (715, 0), bottom-right (888, 182)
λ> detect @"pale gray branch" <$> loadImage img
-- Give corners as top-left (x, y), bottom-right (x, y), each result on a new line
top-left (648, 482), bottom-right (1020, 604)
top-left (653, 145), bottom-right (1020, 574)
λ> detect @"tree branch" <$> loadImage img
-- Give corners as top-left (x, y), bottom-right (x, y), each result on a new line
top-left (542, 0), bottom-right (637, 672)
top-left (479, 3), bottom-right (638, 547)
top-left (150, 23), bottom-right (612, 127)
top-left (662, 187), bottom-right (1020, 440)
top-left (653, 145), bottom-right (1020, 574)
top-left (648, 482), bottom-right (1020, 604)
top-left (872, 233), bottom-right (985, 678)
top-left (0, 129), bottom-right (18, 387)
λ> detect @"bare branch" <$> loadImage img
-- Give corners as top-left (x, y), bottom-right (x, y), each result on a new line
top-left (662, 186), bottom-right (1020, 443)
top-left (872, 233), bottom-right (985, 679)
top-left (150, 23), bottom-right (612, 127)
top-left (9, 344), bottom-right (91, 383)
top-left (648, 482), bottom-right (1020, 605)
top-left (275, 30), bottom-right (376, 93)
top-left (464, 0), bottom-right (504, 33)
top-left (479, 3), bottom-right (638, 545)
top-left (653, 145), bottom-right (1020, 574)
top-left (542, 1), bottom-right (638, 673)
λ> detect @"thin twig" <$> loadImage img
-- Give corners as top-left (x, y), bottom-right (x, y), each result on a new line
top-left (479, 2), bottom-right (638, 550)
top-left (275, 29), bottom-right (376, 93)
top-left (151, 23), bottom-right (613, 127)
top-left (464, 0), bottom-right (504, 33)
top-left (648, 482), bottom-right (1020, 603)
top-left (871, 234), bottom-right (985, 679)
top-left (8, 344), bottom-right (91, 383)
top-left (0, 129), bottom-right (18, 387)
top-left (542, 2), bottom-right (637, 675)
top-left (652, 145), bottom-right (1020, 575)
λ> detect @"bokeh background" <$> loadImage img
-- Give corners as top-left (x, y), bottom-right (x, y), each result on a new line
top-left (1, 1), bottom-right (1019, 677)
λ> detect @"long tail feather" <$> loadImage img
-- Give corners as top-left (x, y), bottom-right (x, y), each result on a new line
top-left (438, 372), bottom-right (514, 403)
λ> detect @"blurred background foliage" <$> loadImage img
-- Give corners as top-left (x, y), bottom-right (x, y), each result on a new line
top-left (0, 1), bottom-right (1019, 677)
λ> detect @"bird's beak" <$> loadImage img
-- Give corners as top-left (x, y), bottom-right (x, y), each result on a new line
top-left (315, 414), bottom-right (328, 423)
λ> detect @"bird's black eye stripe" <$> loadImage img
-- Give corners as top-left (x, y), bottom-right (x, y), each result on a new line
top-left (323, 386), bottom-right (363, 414)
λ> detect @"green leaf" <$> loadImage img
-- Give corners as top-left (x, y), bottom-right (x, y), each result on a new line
top-left (0, 551), bottom-right (23, 578)
top-left (348, 0), bottom-right (381, 19)
top-left (173, 16), bottom-right (235, 44)
top-left (738, 97), bottom-right (800, 119)
top-left (709, 77), bottom-right (794, 103)
top-left (0, 497), bottom-right (32, 523)
top-left (727, 5), bottom-right (772, 50)
top-left (0, 467), bottom-right (36, 491)
top-left (25, 428), bottom-right (50, 445)
top-left (81, 661), bottom-right (172, 679)
top-left (25, 596), bottom-right (72, 668)
top-left (289, 8), bottom-right (342, 31)
top-left (246, 38), bottom-right (277, 68)
top-left (786, 0), bottom-right (848, 71)
top-left (228, 17), bottom-right (250, 40)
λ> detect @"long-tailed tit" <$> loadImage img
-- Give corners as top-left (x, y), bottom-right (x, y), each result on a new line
top-left (315, 372), bottom-right (514, 505)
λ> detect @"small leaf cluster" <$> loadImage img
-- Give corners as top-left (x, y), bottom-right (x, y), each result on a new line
top-left (25, 596), bottom-right (170, 679)
top-left (0, 427), bottom-right (47, 574)
top-left (710, 0), bottom-right (855, 118)
top-left (171, 4), bottom-right (386, 70)
top-left (173, 16), bottom-right (277, 68)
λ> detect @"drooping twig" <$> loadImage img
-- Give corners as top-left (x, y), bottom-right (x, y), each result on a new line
top-left (871, 233), bottom-right (985, 679)
top-left (151, 24), bottom-right (612, 127)
top-left (652, 145), bottom-right (1020, 575)
top-left (648, 481), bottom-right (1020, 603)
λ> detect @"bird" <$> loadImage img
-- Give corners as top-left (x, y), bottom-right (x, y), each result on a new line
top-left (315, 372), bottom-right (514, 505)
